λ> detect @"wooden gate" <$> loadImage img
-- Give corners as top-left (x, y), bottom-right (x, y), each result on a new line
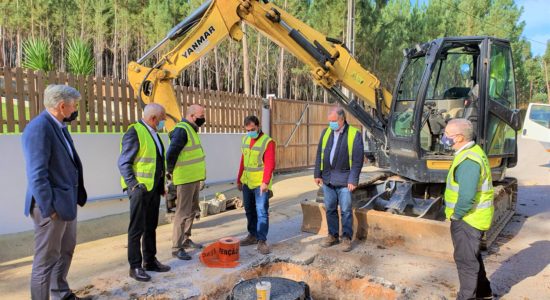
top-left (271, 99), bottom-right (363, 171)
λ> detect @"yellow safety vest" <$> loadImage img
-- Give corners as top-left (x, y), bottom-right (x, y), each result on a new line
top-left (320, 125), bottom-right (360, 171)
top-left (120, 122), bottom-right (162, 192)
top-left (240, 133), bottom-right (274, 190)
top-left (444, 144), bottom-right (494, 231)
top-left (172, 121), bottom-right (206, 185)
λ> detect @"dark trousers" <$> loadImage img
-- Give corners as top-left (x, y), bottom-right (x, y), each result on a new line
top-left (128, 187), bottom-right (160, 268)
top-left (242, 184), bottom-right (270, 241)
top-left (30, 207), bottom-right (76, 300)
top-left (451, 219), bottom-right (492, 300)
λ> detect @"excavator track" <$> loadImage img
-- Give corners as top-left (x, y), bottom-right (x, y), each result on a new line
top-left (301, 172), bottom-right (517, 258)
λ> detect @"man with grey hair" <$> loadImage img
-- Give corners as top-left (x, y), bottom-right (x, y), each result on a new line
top-left (314, 106), bottom-right (363, 252)
top-left (166, 104), bottom-right (207, 260)
top-left (22, 84), bottom-right (88, 300)
top-left (119, 103), bottom-right (170, 282)
top-left (442, 118), bottom-right (494, 299)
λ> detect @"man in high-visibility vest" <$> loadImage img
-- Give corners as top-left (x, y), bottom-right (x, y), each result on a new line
top-left (166, 104), bottom-right (207, 260)
top-left (314, 107), bottom-right (363, 252)
top-left (237, 115), bottom-right (276, 255)
top-left (443, 119), bottom-right (494, 300)
top-left (118, 103), bottom-right (170, 282)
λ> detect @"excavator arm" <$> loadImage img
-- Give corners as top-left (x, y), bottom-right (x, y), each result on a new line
top-left (128, 0), bottom-right (392, 141)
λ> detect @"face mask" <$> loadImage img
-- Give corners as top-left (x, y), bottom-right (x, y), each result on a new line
top-left (62, 111), bottom-right (78, 123)
top-left (195, 117), bottom-right (206, 127)
top-left (247, 130), bottom-right (259, 139)
top-left (441, 134), bottom-right (455, 147)
top-left (329, 121), bottom-right (339, 131)
top-left (156, 120), bottom-right (165, 131)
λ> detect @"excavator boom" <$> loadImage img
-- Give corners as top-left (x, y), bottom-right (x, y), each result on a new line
top-left (128, 0), bottom-right (391, 141)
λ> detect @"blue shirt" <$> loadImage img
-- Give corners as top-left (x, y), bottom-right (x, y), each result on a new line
top-left (47, 110), bottom-right (73, 159)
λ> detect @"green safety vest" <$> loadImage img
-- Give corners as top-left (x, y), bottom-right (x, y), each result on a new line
top-left (320, 125), bottom-right (360, 171)
top-left (120, 122), bottom-right (162, 192)
top-left (444, 144), bottom-right (494, 231)
top-left (172, 121), bottom-right (206, 185)
top-left (240, 133), bottom-right (273, 190)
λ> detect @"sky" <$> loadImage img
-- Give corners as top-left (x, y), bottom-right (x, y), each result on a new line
top-left (411, 0), bottom-right (549, 57)
top-left (516, 0), bottom-right (550, 57)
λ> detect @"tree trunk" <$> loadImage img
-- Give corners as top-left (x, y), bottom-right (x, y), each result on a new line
top-left (529, 79), bottom-right (533, 102)
top-left (214, 47), bottom-right (221, 90)
top-left (0, 26), bottom-right (4, 67)
top-left (254, 34), bottom-right (261, 96)
top-left (277, 0), bottom-right (288, 99)
top-left (199, 57), bottom-right (204, 90)
top-left (16, 29), bottom-right (22, 68)
top-left (265, 40), bottom-right (270, 97)
top-left (544, 59), bottom-right (550, 104)
top-left (242, 24), bottom-right (251, 96)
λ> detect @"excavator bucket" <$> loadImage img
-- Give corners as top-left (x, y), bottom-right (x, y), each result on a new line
top-left (301, 174), bottom-right (517, 259)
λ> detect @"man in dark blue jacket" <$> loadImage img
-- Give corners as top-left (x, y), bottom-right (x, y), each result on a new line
top-left (314, 107), bottom-right (363, 252)
top-left (22, 84), bottom-right (87, 300)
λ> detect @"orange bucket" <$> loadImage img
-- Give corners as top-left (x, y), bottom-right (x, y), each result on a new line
top-left (199, 237), bottom-right (240, 268)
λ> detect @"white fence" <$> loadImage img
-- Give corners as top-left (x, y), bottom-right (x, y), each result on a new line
top-left (0, 133), bottom-right (243, 234)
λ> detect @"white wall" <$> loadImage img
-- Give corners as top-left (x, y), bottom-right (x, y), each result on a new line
top-left (0, 133), bottom-right (243, 234)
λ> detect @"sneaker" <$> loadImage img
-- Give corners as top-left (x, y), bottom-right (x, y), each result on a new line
top-left (240, 234), bottom-right (258, 246)
top-left (341, 237), bottom-right (352, 252)
top-left (257, 240), bottom-right (270, 255)
top-left (320, 235), bottom-right (339, 248)
top-left (182, 239), bottom-right (203, 249)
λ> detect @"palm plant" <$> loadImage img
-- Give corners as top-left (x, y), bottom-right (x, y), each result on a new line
top-left (22, 38), bottom-right (54, 71)
top-left (66, 38), bottom-right (95, 75)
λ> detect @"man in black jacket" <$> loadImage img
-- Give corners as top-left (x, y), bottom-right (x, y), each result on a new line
top-left (314, 107), bottom-right (364, 252)
top-left (118, 103), bottom-right (171, 282)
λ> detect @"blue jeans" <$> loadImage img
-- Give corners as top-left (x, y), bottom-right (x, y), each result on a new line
top-left (242, 184), bottom-right (269, 241)
top-left (322, 184), bottom-right (353, 239)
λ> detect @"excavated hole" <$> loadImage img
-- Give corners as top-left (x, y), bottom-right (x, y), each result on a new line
top-left (202, 262), bottom-right (401, 300)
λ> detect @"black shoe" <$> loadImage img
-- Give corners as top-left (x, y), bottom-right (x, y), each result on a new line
top-left (144, 258), bottom-right (171, 272)
top-left (62, 293), bottom-right (91, 300)
top-left (129, 267), bottom-right (151, 282)
top-left (182, 239), bottom-right (203, 249)
top-left (172, 249), bottom-right (192, 260)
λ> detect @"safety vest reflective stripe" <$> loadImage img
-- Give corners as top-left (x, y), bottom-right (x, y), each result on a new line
top-left (175, 156), bottom-right (206, 167)
top-left (445, 178), bottom-right (492, 192)
top-left (445, 199), bottom-right (493, 209)
top-left (135, 172), bottom-right (154, 178)
top-left (320, 125), bottom-right (359, 171)
top-left (135, 157), bottom-right (155, 163)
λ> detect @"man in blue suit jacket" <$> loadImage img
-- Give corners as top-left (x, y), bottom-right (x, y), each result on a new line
top-left (22, 84), bottom-right (87, 300)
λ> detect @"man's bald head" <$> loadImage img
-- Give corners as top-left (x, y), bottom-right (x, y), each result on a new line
top-left (186, 104), bottom-right (204, 118)
top-left (143, 103), bottom-right (165, 120)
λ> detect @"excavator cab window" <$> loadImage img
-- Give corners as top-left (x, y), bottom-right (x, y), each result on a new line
top-left (392, 56), bottom-right (426, 137)
top-left (420, 43), bottom-right (480, 153)
top-left (486, 43), bottom-right (517, 156)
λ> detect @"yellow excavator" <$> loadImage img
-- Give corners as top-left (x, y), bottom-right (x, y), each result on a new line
top-left (128, 0), bottom-right (520, 256)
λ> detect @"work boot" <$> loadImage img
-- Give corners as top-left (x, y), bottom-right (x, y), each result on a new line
top-left (240, 234), bottom-right (258, 246)
top-left (257, 240), bottom-right (270, 255)
top-left (182, 239), bottom-right (203, 249)
top-left (341, 237), bottom-right (352, 252)
top-left (320, 235), bottom-right (339, 248)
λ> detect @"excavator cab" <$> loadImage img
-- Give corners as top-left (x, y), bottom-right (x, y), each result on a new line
top-left (387, 37), bottom-right (520, 184)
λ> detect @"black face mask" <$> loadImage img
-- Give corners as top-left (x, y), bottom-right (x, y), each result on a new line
top-left (195, 117), bottom-right (206, 127)
top-left (63, 111), bottom-right (78, 123)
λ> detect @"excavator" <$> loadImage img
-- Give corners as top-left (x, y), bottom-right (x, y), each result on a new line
top-left (127, 0), bottom-right (520, 256)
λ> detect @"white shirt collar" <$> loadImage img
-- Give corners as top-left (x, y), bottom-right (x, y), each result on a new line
top-left (455, 141), bottom-right (475, 156)
top-left (142, 119), bottom-right (156, 134)
top-left (47, 110), bottom-right (65, 129)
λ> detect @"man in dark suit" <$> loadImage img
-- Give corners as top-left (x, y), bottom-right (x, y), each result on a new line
top-left (22, 84), bottom-right (88, 300)
top-left (118, 103), bottom-right (171, 282)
